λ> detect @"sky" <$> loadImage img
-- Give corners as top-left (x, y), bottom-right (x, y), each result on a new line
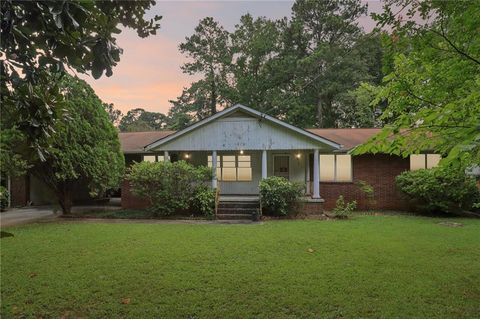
top-left (82, 1), bottom-right (384, 115)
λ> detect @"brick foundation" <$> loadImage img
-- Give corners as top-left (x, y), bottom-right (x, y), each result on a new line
top-left (295, 199), bottom-right (324, 215)
top-left (320, 154), bottom-right (410, 211)
top-left (121, 180), bottom-right (149, 209)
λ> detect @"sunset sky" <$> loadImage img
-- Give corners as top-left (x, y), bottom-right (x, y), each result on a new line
top-left (82, 1), bottom-right (384, 115)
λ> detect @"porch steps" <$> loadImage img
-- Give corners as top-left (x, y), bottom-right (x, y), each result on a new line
top-left (216, 197), bottom-right (260, 221)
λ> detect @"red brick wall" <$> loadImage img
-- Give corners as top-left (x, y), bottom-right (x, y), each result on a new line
top-left (296, 201), bottom-right (324, 215)
top-left (121, 180), bottom-right (149, 209)
top-left (10, 175), bottom-right (29, 207)
top-left (320, 154), bottom-right (410, 211)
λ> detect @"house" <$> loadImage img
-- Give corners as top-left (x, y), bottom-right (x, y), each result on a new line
top-left (120, 104), bottom-right (440, 212)
top-left (7, 104), bottom-right (440, 213)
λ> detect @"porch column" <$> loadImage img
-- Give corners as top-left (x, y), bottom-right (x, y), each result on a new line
top-left (261, 150), bottom-right (267, 179)
top-left (306, 153), bottom-right (311, 194)
top-left (212, 150), bottom-right (218, 189)
top-left (164, 151), bottom-right (169, 162)
top-left (312, 149), bottom-right (320, 198)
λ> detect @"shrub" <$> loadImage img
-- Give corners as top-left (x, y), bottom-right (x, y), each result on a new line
top-left (356, 180), bottom-right (376, 210)
top-left (396, 166), bottom-right (480, 214)
top-left (0, 186), bottom-right (9, 211)
top-left (192, 187), bottom-right (216, 218)
top-left (332, 195), bottom-right (357, 218)
top-left (127, 160), bottom-right (212, 216)
top-left (259, 176), bottom-right (304, 216)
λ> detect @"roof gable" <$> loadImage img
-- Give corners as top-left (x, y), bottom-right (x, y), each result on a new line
top-left (145, 104), bottom-right (341, 151)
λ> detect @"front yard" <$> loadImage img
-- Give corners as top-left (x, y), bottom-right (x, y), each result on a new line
top-left (1, 215), bottom-right (479, 318)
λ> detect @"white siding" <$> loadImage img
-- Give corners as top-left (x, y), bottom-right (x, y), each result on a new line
top-left (153, 117), bottom-right (333, 151)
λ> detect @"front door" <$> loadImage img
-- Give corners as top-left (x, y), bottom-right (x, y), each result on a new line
top-left (273, 155), bottom-right (290, 180)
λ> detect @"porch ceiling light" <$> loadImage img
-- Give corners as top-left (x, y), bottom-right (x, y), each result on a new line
top-left (239, 150), bottom-right (244, 155)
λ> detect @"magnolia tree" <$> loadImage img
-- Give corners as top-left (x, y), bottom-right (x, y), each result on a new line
top-left (30, 75), bottom-right (125, 213)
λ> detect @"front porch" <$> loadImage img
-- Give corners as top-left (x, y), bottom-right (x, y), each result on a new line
top-left (143, 149), bottom-right (324, 199)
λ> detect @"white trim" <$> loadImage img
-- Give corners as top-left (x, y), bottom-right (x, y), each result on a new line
top-left (144, 104), bottom-right (341, 151)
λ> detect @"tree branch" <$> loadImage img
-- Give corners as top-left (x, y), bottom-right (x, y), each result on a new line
top-left (430, 19), bottom-right (480, 66)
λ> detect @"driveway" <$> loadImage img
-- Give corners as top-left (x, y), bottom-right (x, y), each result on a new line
top-left (1, 206), bottom-right (58, 227)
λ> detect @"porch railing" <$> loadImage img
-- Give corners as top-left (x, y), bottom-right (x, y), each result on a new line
top-left (214, 181), bottom-right (221, 218)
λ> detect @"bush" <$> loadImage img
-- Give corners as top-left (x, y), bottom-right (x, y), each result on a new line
top-left (396, 167), bottom-right (480, 214)
top-left (127, 160), bottom-right (212, 216)
top-left (192, 187), bottom-right (216, 218)
top-left (332, 195), bottom-right (357, 218)
top-left (259, 176), bottom-right (304, 216)
top-left (0, 186), bottom-right (9, 211)
top-left (356, 180), bottom-right (376, 210)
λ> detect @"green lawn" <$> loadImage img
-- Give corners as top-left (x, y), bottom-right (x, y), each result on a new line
top-left (1, 215), bottom-right (480, 318)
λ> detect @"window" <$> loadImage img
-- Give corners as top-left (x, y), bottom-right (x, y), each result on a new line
top-left (143, 155), bottom-right (156, 162)
top-left (237, 155), bottom-right (252, 181)
top-left (410, 154), bottom-right (441, 170)
top-left (207, 155), bottom-right (252, 182)
top-left (143, 155), bottom-right (165, 162)
top-left (319, 154), bottom-right (352, 182)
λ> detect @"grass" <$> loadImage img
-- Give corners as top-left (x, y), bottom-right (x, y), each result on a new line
top-left (1, 215), bottom-right (480, 318)
top-left (66, 209), bottom-right (206, 220)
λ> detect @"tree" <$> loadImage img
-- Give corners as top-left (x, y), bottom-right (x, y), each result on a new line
top-left (286, 0), bottom-right (370, 127)
top-left (103, 103), bottom-right (123, 127)
top-left (354, 0), bottom-right (480, 168)
top-left (175, 17), bottom-right (233, 117)
top-left (29, 75), bottom-right (124, 213)
top-left (118, 108), bottom-right (167, 132)
top-left (228, 14), bottom-right (285, 114)
top-left (1, 0), bottom-right (161, 165)
top-left (335, 83), bottom-right (383, 128)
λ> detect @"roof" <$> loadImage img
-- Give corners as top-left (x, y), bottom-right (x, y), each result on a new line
top-left (144, 104), bottom-right (342, 151)
top-left (306, 128), bottom-right (382, 150)
top-left (119, 128), bottom-right (381, 153)
top-left (119, 131), bottom-right (174, 153)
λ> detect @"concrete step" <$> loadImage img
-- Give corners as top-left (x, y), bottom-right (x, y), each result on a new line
top-left (216, 213), bottom-right (253, 220)
top-left (218, 201), bottom-right (259, 209)
top-left (217, 208), bottom-right (257, 215)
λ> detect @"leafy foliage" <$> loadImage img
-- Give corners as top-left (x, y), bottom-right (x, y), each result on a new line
top-left (192, 187), bottom-right (216, 218)
top-left (354, 1), bottom-right (480, 168)
top-left (1, 0), bottom-right (161, 165)
top-left (332, 195), bottom-right (357, 218)
top-left (170, 1), bottom-right (383, 128)
top-left (0, 185), bottom-right (9, 211)
top-left (103, 103), bottom-right (123, 127)
top-left (118, 108), bottom-right (167, 132)
top-left (127, 161), bottom-right (212, 216)
top-left (259, 176), bottom-right (304, 216)
top-left (29, 75), bottom-right (125, 213)
top-left (396, 167), bottom-right (480, 214)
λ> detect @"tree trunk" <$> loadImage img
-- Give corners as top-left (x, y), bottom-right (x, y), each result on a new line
top-left (210, 80), bottom-right (217, 116)
top-left (317, 98), bottom-right (324, 128)
top-left (58, 183), bottom-right (73, 214)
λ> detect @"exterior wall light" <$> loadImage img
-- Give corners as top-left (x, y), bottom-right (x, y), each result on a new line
top-left (184, 153), bottom-right (190, 159)
top-left (295, 153), bottom-right (301, 159)
top-left (240, 150), bottom-right (244, 155)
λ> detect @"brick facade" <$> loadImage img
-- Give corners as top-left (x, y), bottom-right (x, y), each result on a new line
top-left (121, 154), bottom-right (411, 212)
top-left (121, 180), bottom-right (149, 209)
top-left (296, 200), bottom-right (324, 215)
top-left (320, 154), bottom-right (410, 211)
